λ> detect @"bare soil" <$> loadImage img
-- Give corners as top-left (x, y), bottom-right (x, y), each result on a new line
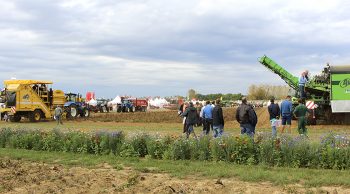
top-left (0, 158), bottom-right (348, 194)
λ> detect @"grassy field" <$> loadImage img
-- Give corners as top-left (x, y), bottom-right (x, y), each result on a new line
top-left (1, 148), bottom-right (350, 188)
top-left (1, 118), bottom-right (349, 141)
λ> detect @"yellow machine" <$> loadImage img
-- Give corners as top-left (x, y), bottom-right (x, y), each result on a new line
top-left (1, 80), bottom-right (66, 122)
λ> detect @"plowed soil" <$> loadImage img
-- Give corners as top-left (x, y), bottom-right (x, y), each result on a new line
top-left (1, 158), bottom-right (348, 194)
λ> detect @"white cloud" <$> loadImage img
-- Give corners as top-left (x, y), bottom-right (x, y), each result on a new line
top-left (1, 0), bottom-right (350, 96)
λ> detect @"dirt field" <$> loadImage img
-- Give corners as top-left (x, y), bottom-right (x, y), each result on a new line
top-left (1, 108), bottom-right (349, 193)
top-left (0, 158), bottom-right (348, 194)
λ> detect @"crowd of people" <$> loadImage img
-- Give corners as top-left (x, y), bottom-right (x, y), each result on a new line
top-left (177, 70), bottom-right (311, 138)
top-left (179, 99), bottom-right (225, 138)
top-left (179, 97), bottom-right (258, 138)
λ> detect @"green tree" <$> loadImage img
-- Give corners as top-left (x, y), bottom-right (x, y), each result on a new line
top-left (188, 89), bottom-right (196, 100)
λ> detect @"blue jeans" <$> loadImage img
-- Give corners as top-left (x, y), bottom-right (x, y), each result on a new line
top-left (186, 124), bottom-right (194, 138)
top-left (272, 125), bottom-right (277, 137)
top-left (213, 125), bottom-right (223, 138)
top-left (240, 123), bottom-right (254, 137)
top-left (299, 85), bottom-right (306, 98)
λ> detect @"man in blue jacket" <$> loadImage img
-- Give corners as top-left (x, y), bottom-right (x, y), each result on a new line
top-left (280, 95), bottom-right (293, 133)
top-left (202, 100), bottom-right (213, 135)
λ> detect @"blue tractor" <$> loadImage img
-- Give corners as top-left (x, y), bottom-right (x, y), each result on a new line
top-left (64, 93), bottom-right (90, 119)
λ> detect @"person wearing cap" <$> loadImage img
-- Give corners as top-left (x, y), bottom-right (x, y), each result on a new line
top-left (268, 98), bottom-right (280, 137)
top-left (181, 102), bottom-right (198, 139)
top-left (235, 97), bottom-right (257, 137)
top-left (280, 95), bottom-right (292, 133)
top-left (299, 70), bottom-right (309, 99)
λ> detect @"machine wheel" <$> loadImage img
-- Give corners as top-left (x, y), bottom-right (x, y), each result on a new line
top-left (105, 106), bottom-right (110, 113)
top-left (10, 114), bottom-right (21, 122)
top-left (142, 107), bottom-right (147, 112)
top-left (80, 108), bottom-right (90, 117)
top-left (130, 106), bottom-right (136, 112)
top-left (29, 110), bottom-right (42, 122)
top-left (117, 106), bottom-right (122, 113)
top-left (67, 105), bottom-right (78, 118)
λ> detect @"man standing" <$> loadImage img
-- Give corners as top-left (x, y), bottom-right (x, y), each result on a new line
top-left (280, 95), bottom-right (293, 133)
top-left (212, 100), bottom-right (224, 137)
top-left (236, 97), bottom-right (257, 137)
top-left (195, 102), bottom-right (203, 127)
top-left (299, 70), bottom-right (309, 99)
top-left (202, 100), bottom-right (213, 135)
top-left (54, 105), bottom-right (63, 125)
top-left (182, 102), bottom-right (198, 139)
top-left (293, 99), bottom-right (309, 136)
top-left (268, 98), bottom-right (280, 137)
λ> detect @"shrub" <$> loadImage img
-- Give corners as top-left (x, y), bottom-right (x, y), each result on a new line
top-left (119, 142), bottom-right (139, 158)
top-left (0, 128), bottom-right (13, 148)
top-left (226, 135), bottom-right (256, 164)
top-left (63, 131), bottom-right (90, 153)
top-left (190, 136), bottom-right (211, 161)
top-left (42, 129), bottom-right (65, 152)
top-left (92, 131), bottom-right (125, 155)
top-left (0, 128), bottom-right (349, 170)
top-left (146, 136), bottom-right (173, 159)
top-left (169, 138), bottom-right (192, 160)
top-left (130, 133), bottom-right (150, 157)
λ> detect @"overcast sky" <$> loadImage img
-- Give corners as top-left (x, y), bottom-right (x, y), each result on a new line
top-left (1, 0), bottom-right (350, 98)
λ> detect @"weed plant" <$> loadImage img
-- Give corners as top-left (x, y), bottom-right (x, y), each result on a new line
top-left (0, 127), bottom-right (349, 169)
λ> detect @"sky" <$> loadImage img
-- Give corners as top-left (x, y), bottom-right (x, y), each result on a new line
top-left (1, 0), bottom-right (350, 98)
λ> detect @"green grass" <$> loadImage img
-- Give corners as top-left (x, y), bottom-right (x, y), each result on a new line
top-left (1, 148), bottom-right (349, 187)
top-left (2, 119), bottom-right (349, 141)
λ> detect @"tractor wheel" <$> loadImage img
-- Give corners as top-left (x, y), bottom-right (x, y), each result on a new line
top-left (142, 107), bottom-right (147, 112)
top-left (117, 106), bottom-right (122, 113)
top-left (80, 108), bottom-right (90, 117)
top-left (10, 114), bottom-right (21, 122)
top-left (67, 104), bottom-right (78, 118)
top-left (130, 106), bottom-right (135, 112)
top-left (106, 106), bottom-right (110, 113)
top-left (101, 106), bottom-right (107, 113)
top-left (29, 110), bottom-right (42, 122)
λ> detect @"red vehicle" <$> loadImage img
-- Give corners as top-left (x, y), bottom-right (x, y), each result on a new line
top-left (117, 97), bottom-right (148, 112)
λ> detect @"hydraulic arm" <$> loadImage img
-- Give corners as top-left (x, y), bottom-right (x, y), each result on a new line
top-left (258, 55), bottom-right (299, 91)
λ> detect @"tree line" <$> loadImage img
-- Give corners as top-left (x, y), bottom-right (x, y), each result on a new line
top-left (188, 84), bottom-right (291, 101)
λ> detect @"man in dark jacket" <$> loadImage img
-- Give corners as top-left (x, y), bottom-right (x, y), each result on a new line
top-left (212, 99), bottom-right (224, 137)
top-left (268, 98), bottom-right (280, 137)
top-left (182, 102), bottom-right (198, 138)
top-left (235, 97), bottom-right (257, 137)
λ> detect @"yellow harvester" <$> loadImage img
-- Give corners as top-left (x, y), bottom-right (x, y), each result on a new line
top-left (0, 80), bottom-right (66, 122)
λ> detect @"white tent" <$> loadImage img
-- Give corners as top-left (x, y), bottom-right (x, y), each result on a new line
top-left (109, 96), bottom-right (122, 111)
top-left (110, 95), bottom-right (121, 105)
top-left (87, 98), bottom-right (97, 106)
top-left (148, 97), bottom-right (169, 108)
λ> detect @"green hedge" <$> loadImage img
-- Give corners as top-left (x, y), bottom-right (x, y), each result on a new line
top-left (0, 128), bottom-right (349, 170)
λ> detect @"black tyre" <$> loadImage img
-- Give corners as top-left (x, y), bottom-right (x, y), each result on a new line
top-left (10, 114), bottom-right (21, 122)
top-left (80, 108), bottom-right (90, 117)
top-left (67, 104), bottom-right (78, 118)
top-left (29, 109), bottom-right (42, 122)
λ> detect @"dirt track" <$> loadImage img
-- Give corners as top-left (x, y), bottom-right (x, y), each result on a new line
top-left (0, 158), bottom-right (349, 194)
